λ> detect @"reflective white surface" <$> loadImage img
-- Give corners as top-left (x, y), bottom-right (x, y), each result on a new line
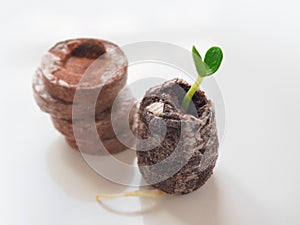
top-left (0, 0), bottom-right (300, 224)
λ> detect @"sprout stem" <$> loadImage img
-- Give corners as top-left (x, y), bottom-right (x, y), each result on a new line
top-left (182, 75), bottom-right (204, 111)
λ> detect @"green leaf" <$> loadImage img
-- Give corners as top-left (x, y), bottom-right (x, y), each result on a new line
top-left (192, 45), bottom-right (202, 60)
top-left (182, 45), bottom-right (224, 111)
top-left (192, 46), bottom-right (206, 77)
top-left (204, 47), bottom-right (223, 76)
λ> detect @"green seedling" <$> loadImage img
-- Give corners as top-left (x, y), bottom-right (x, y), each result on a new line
top-left (182, 46), bottom-right (223, 111)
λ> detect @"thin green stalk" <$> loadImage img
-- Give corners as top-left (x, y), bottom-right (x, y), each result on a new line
top-left (182, 76), bottom-right (204, 111)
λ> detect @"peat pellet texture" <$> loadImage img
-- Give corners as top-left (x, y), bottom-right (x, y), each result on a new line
top-left (65, 136), bottom-right (127, 155)
top-left (40, 38), bottom-right (128, 103)
top-left (136, 78), bottom-right (219, 195)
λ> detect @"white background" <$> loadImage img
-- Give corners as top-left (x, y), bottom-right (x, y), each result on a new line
top-left (0, 0), bottom-right (300, 224)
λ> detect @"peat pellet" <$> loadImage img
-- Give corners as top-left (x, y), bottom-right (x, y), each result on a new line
top-left (51, 93), bottom-right (137, 141)
top-left (40, 38), bottom-right (127, 104)
top-left (33, 69), bottom-right (115, 120)
top-left (136, 78), bottom-right (219, 195)
top-left (65, 132), bottom-right (132, 155)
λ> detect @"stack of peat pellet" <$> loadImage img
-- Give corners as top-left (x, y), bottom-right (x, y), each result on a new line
top-left (33, 38), bottom-right (134, 154)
